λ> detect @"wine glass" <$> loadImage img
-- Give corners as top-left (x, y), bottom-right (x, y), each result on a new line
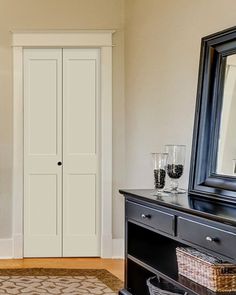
top-left (151, 153), bottom-right (168, 196)
top-left (165, 145), bottom-right (186, 194)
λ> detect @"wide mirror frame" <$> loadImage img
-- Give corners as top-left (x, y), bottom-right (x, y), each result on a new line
top-left (189, 26), bottom-right (236, 203)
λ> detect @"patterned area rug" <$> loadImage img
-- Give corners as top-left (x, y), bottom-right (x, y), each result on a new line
top-left (0, 269), bottom-right (123, 294)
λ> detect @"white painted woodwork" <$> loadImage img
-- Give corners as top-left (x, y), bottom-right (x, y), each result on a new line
top-left (13, 46), bottom-right (24, 258)
top-left (24, 49), bottom-right (62, 257)
top-left (63, 49), bottom-right (100, 256)
top-left (12, 31), bottom-right (114, 47)
top-left (24, 48), bottom-right (100, 257)
top-left (13, 31), bottom-right (113, 258)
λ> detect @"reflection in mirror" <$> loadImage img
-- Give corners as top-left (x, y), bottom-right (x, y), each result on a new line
top-left (217, 55), bottom-right (236, 176)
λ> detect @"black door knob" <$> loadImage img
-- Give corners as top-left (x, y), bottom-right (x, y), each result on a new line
top-left (57, 162), bottom-right (62, 166)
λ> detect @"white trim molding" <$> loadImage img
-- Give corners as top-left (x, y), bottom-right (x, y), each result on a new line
top-left (112, 238), bottom-right (124, 259)
top-left (12, 30), bottom-right (114, 258)
top-left (12, 30), bottom-right (115, 47)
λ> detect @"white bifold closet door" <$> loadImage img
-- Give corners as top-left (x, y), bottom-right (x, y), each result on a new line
top-left (24, 48), bottom-right (100, 257)
top-left (62, 49), bottom-right (100, 257)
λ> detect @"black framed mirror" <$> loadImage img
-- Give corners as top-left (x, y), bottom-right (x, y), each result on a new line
top-left (189, 26), bottom-right (236, 203)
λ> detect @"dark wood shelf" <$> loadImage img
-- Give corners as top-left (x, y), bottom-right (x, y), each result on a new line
top-left (128, 221), bottom-right (180, 278)
top-left (128, 255), bottom-right (179, 290)
top-left (127, 255), bottom-right (231, 295)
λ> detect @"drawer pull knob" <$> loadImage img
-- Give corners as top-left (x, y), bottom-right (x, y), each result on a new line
top-left (141, 214), bottom-right (151, 219)
top-left (206, 236), bottom-right (215, 242)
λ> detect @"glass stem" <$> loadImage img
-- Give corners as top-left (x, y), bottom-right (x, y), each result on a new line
top-left (170, 179), bottom-right (179, 191)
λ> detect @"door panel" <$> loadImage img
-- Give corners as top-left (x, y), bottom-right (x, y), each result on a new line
top-left (24, 49), bottom-right (62, 257)
top-left (66, 59), bottom-right (96, 154)
top-left (27, 174), bottom-right (58, 236)
top-left (65, 174), bottom-right (96, 236)
top-left (63, 49), bottom-right (100, 256)
top-left (27, 59), bottom-right (58, 155)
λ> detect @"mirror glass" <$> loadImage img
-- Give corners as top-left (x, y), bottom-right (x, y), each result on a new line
top-left (217, 55), bottom-right (236, 176)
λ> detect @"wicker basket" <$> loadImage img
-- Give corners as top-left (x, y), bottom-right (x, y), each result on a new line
top-left (147, 276), bottom-right (187, 295)
top-left (176, 247), bottom-right (236, 292)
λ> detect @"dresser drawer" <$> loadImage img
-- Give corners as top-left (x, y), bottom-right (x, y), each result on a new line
top-left (126, 201), bottom-right (175, 236)
top-left (178, 217), bottom-right (236, 260)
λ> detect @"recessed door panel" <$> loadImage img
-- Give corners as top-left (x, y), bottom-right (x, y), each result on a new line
top-left (64, 174), bottom-right (96, 236)
top-left (66, 59), bottom-right (96, 154)
top-left (27, 59), bottom-right (58, 155)
top-left (27, 174), bottom-right (58, 236)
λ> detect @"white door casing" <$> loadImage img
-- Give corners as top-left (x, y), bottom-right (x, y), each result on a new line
top-left (12, 31), bottom-right (114, 258)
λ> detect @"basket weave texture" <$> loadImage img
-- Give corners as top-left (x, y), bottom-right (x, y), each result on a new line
top-left (176, 247), bottom-right (236, 292)
top-left (147, 276), bottom-right (187, 295)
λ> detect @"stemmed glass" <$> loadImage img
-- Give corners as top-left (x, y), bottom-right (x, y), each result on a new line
top-left (165, 145), bottom-right (186, 194)
top-left (151, 153), bottom-right (168, 196)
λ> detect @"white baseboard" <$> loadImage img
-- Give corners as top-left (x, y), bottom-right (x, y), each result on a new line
top-left (13, 234), bottom-right (23, 258)
top-left (101, 235), bottom-right (113, 258)
top-left (112, 238), bottom-right (124, 258)
top-left (0, 238), bottom-right (13, 258)
top-left (0, 237), bottom-right (124, 259)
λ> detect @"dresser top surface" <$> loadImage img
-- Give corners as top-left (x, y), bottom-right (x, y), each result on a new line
top-left (120, 189), bottom-right (236, 226)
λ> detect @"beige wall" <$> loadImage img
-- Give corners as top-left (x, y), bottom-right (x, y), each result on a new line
top-left (2, 0), bottom-right (236, 252)
top-left (0, 0), bottom-right (125, 240)
top-left (124, 0), bottom-right (236, 192)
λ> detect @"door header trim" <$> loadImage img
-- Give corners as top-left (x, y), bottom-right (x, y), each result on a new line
top-left (12, 30), bottom-right (115, 47)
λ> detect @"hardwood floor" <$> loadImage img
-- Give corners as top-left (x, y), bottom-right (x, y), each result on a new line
top-left (0, 258), bottom-right (124, 281)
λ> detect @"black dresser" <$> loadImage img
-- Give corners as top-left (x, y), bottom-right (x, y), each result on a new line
top-left (119, 189), bottom-right (236, 295)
